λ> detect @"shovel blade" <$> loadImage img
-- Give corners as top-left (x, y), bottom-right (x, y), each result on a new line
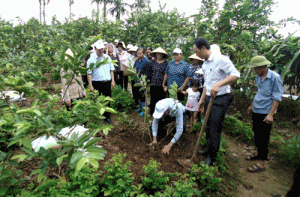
top-left (177, 159), bottom-right (195, 168)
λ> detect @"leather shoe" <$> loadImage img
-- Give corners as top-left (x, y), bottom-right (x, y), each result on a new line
top-left (105, 118), bottom-right (112, 124)
top-left (198, 148), bottom-right (208, 155)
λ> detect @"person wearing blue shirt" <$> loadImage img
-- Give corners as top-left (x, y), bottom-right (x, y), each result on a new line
top-left (87, 40), bottom-right (115, 123)
top-left (133, 47), bottom-right (149, 116)
top-left (163, 48), bottom-right (191, 101)
top-left (245, 56), bottom-right (283, 173)
top-left (148, 98), bottom-right (187, 154)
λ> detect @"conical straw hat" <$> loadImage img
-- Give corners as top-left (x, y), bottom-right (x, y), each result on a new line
top-left (151, 47), bottom-right (169, 59)
top-left (188, 53), bottom-right (204, 61)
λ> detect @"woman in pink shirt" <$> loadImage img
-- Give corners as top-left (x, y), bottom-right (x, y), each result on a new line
top-left (117, 42), bottom-right (130, 90)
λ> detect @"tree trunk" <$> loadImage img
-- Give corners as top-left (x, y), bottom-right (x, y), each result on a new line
top-left (69, 1), bottom-right (72, 21)
top-left (39, 0), bottom-right (42, 23)
top-left (43, 0), bottom-right (46, 24)
top-left (117, 11), bottom-right (120, 21)
top-left (103, 1), bottom-right (107, 21)
top-left (97, 3), bottom-right (100, 23)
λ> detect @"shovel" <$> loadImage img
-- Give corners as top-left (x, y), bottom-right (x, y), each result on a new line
top-left (177, 96), bottom-right (215, 168)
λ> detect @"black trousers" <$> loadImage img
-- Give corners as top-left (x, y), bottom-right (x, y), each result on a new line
top-left (92, 81), bottom-right (111, 119)
top-left (150, 86), bottom-right (166, 115)
top-left (177, 92), bottom-right (185, 102)
top-left (156, 113), bottom-right (187, 139)
top-left (115, 71), bottom-right (128, 90)
top-left (252, 112), bottom-right (272, 161)
top-left (132, 81), bottom-right (145, 103)
top-left (205, 92), bottom-right (234, 163)
top-left (286, 164), bottom-right (300, 197)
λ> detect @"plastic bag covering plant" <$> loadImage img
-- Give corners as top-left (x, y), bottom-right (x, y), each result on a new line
top-left (100, 153), bottom-right (143, 197)
top-left (141, 159), bottom-right (170, 190)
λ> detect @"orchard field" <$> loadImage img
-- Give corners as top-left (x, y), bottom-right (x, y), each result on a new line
top-left (1, 0), bottom-right (300, 196)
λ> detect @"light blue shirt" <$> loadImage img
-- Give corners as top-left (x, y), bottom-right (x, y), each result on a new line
top-left (165, 60), bottom-right (191, 88)
top-left (202, 52), bottom-right (240, 96)
top-left (87, 53), bottom-right (115, 81)
top-left (252, 69), bottom-right (283, 114)
top-left (152, 98), bottom-right (186, 143)
top-left (114, 45), bottom-right (119, 54)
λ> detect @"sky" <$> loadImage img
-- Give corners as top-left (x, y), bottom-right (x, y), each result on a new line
top-left (0, 0), bottom-right (299, 37)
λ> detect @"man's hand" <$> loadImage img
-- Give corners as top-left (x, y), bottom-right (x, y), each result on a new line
top-left (264, 114), bottom-right (273, 124)
top-left (162, 144), bottom-right (172, 155)
top-left (163, 85), bottom-right (168, 92)
top-left (210, 83), bottom-right (220, 98)
top-left (247, 105), bottom-right (252, 114)
top-left (111, 81), bottom-right (115, 89)
top-left (90, 85), bottom-right (95, 93)
top-left (198, 99), bottom-right (205, 112)
top-left (177, 87), bottom-right (183, 93)
top-left (148, 141), bottom-right (157, 146)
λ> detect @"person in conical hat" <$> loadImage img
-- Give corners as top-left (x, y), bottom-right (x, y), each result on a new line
top-left (246, 55), bottom-right (283, 173)
top-left (187, 53), bottom-right (204, 91)
top-left (144, 47), bottom-right (169, 115)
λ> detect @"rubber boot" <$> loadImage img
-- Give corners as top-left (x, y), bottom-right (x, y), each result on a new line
top-left (135, 99), bottom-right (142, 112)
top-left (139, 102), bottom-right (145, 116)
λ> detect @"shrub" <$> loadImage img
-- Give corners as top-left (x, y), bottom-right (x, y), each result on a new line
top-left (142, 159), bottom-right (170, 190)
top-left (223, 114), bottom-right (254, 141)
top-left (281, 135), bottom-right (300, 165)
top-left (111, 85), bottom-right (135, 112)
top-left (0, 167), bottom-right (25, 197)
top-left (100, 153), bottom-right (140, 197)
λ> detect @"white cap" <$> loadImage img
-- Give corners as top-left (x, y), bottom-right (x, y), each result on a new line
top-left (127, 44), bottom-right (133, 50)
top-left (153, 100), bottom-right (169, 119)
top-left (173, 48), bottom-right (182, 54)
top-left (104, 41), bottom-right (108, 45)
top-left (93, 40), bottom-right (104, 49)
top-left (210, 44), bottom-right (221, 54)
top-left (114, 39), bottom-right (119, 43)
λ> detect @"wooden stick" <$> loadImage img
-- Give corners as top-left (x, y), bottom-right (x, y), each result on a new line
top-left (191, 97), bottom-right (215, 161)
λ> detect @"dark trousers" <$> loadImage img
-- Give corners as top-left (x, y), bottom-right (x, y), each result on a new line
top-left (177, 92), bottom-right (185, 102)
top-left (205, 92), bottom-right (234, 163)
top-left (286, 164), bottom-right (300, 197)
top-left (150, 86), bottom-right (166, 115)
top-left (132, 81), bottom-right (145, 103)
top-left (156, 113), bottom-right (187, 139)
top-left (252, 112), bottom-right (272, 160)
top-left (92, 81), bottom-right (111, 119)
top-left (115, 71), bottom-right (128, 90)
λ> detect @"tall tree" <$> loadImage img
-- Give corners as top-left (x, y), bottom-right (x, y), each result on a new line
top-left (109, 0), bottom-right (129, 21)
top-left (39, 0), bottom-right (42, 23)
top-left (91, 0), bottom-right (113, 22)
top-left (69, 0), bottom-right (75, 21)
top-left (130, 0), bottom-right (150, 25)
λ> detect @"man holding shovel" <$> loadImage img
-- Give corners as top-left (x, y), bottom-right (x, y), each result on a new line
top-left (194, 38), bottom-right (240, 166)
top-left (148, 98), bottom-right (187, 154)
top-left (246, 56), bottom-right (283, 173)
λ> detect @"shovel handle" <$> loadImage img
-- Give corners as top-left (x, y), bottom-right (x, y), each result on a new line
top-left (191, 96), bottom-right (215, 161)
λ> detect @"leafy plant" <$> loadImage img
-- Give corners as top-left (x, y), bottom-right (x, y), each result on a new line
top-left (142, 159), bottom-right (170, 190)
top-left (281, 135), bottom-right (300, 165)
top-left (100, 153), bottom-right (142, 197)
top-left (111, 85), bottom-right (135, 112)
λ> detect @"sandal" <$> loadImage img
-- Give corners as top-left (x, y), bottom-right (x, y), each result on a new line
top-left (245, 153), bottom-right (259, 161)
top-left (247, 164), bottom-right (266, 173)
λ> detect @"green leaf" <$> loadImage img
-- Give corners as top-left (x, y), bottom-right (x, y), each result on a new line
top-left (37, 172), bottom-right (44, 183)
top-left (12, 154), bottom-right (27, 162)
top-left (75, 157), bottom-right (88, 172)
top-left (83, 137), bottom-right (100, 149)
top-left (70, 151), bottom-right (83, 164)
top-left (86, 146), bottom-right (107, 154)
top-left (56, 155), bottom-right (68, 166)
top-left (86, 152), bottom-right (104, 160)
top-left (89, 159), bottom-right (99, 168)
top-left (104, 107), bottom-right (117, 114)
top-left (30, 169), bottom-right (41, 176)
top-left (22, 138), bottom-right (32, 149)
top-left (100, 108), bottom-right (105, 115)
top-left (33, 109), bottom-right (42, 116)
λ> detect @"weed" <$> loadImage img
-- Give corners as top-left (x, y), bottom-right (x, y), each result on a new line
top-left (281, 135), bottom-right (300, 165)
top-left (111, 85), bottom-right (135, 112)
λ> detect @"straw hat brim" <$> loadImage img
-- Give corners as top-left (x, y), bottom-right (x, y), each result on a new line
top-left (150, 47), bottom-right (169, 59)
top-left (188, 54), bottom-right (204, 61)
top-left (248, 61), bottom-right (271, 68)
top-left (128, 46), bottom-right (138, 52)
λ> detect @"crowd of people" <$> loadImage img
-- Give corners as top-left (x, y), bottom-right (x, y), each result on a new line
top-left (60, 38), bottom-right (299, 197)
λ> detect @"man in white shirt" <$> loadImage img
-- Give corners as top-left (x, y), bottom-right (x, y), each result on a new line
top-left (194, 38), bottom-right (240, 166)
top-left (87, 40), bottom-right (115, 123)
top-left (148, 98), bottom-right (187, 154)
